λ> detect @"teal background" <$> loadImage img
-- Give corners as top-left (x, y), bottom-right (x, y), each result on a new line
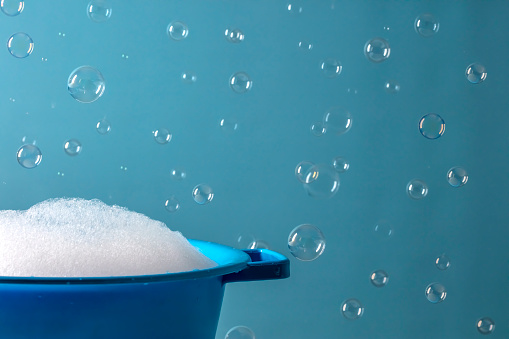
top-left (1, 1), bottom-right (508, 338)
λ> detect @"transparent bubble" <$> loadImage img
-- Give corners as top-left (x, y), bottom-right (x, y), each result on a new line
top-left (332, 157), bottom-right (349, 173)
top-left (447, 167), bottom-right (468, 187)
top-left (181, 72), bottom-right (197, 83)
top-left (320, 58), bottom-right (342, 78)
top-left (364, 37), bottom-right (390, 63)
top-left (20, 136), bottom-right (36, 145)
top-left (225, 28), bottom-right (244, 43)
top-left (384, 80), bottom-right (400, 93)
top-left (414, 13), bottom-right (439, 37)
top-left (288, 224), bottom-right (326, 261)
top-left (298, 41), bottom-right (313, 51)
top-left (466, 63), bottom-right (487, 84)
top-left (63, 139), bottom-right (82, 156)
top-left (170, 168), bottom-right (187, 181)
top-left (303, 164), bottom-right (340, 199)
top-left (435, 254), bottom-right (450, 271)
top-left (164, 196), bottom-right (180, 213)
top-left (425, 283), bottom-right (447, 303)
top-left (286, 3), bottom-right (302, 14)
top-left (7, 32), bottom-right (34, 58)
top-left (341, 298), bottom-right (364, 320)
top-left (236, 233), bottom-right (256, 249)
top-left (229, 72), bottom-right (252, 93)
top-left (225, 325), bottom-right (255, 339)
top-left (67, 66), bottom-right (106, 103)
top-left (96, 119), bottom-right (111, 135)
top-left (406, 179), bottom-right (428, 200)
top-left (374, 221), bottom-right (393, 239)
top-left (57, 171), bottom-right (65, 177)
top-left (192, 184), bottom-right (214, 205)
top-left (295, 161), bottom-right (315, 183)
top-left (419, 113), bottom-right (445, 139)
top-left (153, 128), bottom-right (172, 144)
top-left (370, 269), bottom-right (389, 287)
top-left (1, 0), bottom-right (24, 16)
top-left (323, 107), bottom-right (352, 135)
top-left (58, 32), bottom-right (66, 38)
top-left (121, 54), bottom-right (128, 59)
top-left (477, 317), bottom-right (495, 335)
top-left (86, 0), bottom-right (112, 23)
top-left (310, 122), bottom-right (326, 136)
top-left (220, 118), bottom-right (239, 134)
top-left (120, 165), bottom-right (127, 171)
top-left (167, 21), bottom-right (188, 41)
top-left (17, 144), bottom-right (42, 169)
top-left (248, 240), bottom-right (270, 250)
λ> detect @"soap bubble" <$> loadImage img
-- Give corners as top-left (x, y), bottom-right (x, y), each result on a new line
top-left (341, 298), bottom-right (364, 320)
top-left (370, 269), bottom-right (389, 287)
top-left (96, 119), bottom-right (111, 134)
top-left (310, 122), bottom-right (326, 136)
top-left (374, 221), bottom-right (393, 239)
top-left (230, 72), bottom-right (252, 93)
top-left (63, 139), bottom-right (82, 156)
top-left (181, 72), bottom-right (197, 83)
top-left (288, 224), bottom-right (326, 261)
top-left (7, 32), bottom-right (34, 58)
top-left (220, 118), bottom-right (239, 134)
top-left (67, 66), bottom-right (106, 103)
top-left (303, 164), bottom-right (340, 199)
top-left (332, 157), bottom-right (349, 173)
top-left (425, 283), bottom-right (447, 303)
top-left (414, 13), bottom-right (439, 37)
top-left (164, 196), bottom-right (180, 213)
top-left (419, 113), bottom-right (445, 139)
top-left (225, 28), bottom-right (244, 43)
top-left (170, 168), bottom-right (186, 181)
top-left (435, 254), bottom-right (450, 270)
top-left (406, 179), bottom-right (428, 200)
top-left (86, 0), bottom-right (112, 22)
top-left (286, 3), bottom-right (303, 14)
top-left (477, 317), bottom-right (495, 335)
top-left (153, 128), bottom-right (172, 144)
top-left (235, 233), bottom-right (256, 249)
top-left (295, 161), bottom-right (315, 183)
top-left (320, 58), bottom-right (342, 78)
top-left (384, 80), bottom-right (400, 93)
top-left (364, 37), bottom-right (390, 63)
top-left (1, 0), bottom-right (24, 16)
top-left (167, 21), bottom-right (188, 41)
top-left (298, 41), bottom-right (313, 51)
top-left (225, 325), bottom-right (255, 339)
top-left (447, 167), bottom-right (468, 187)
top-left (323, 107), bottom-right (352, 135)
top-left (466, 63), bottom-right (487, 84)
top-left (248, 240), bottom-right (270, 250)
top-left (17, 144), bottom-right (42, 169)
top-left (192, 184), bottom-right (214, 204)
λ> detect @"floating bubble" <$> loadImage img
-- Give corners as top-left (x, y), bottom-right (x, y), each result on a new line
top-left (323, 107), bottom-right (352, 135)
top-left (310, 122), bottom-right (326, 136)
top-left (167, 21), bottom-right (188, 41)
top-left (298, 41), bottom-right (313, 51)
top-left (406, 179), bottom-right (428, 200)
top-left (419, 113), bottom-right (445, 139)
top-left (67, 66), bottom-right (106, 103)
top-left (224, 28), bottom-right (244, 43)
top-left (120, 165), bottom-right (127, 171)
top-left (370, 269), bottom-right (389, 287)
top-left (153, 128), bottom-right (172, 144)
top-left (320, 58), bottom-right (342, 78)
top-left (170, 168), bottom-right (186, 181)
top-left (121, 54), bottom-right (128, 59)
top-left (341, 298), bottom-right (364, 320)
top-left (57, 171), bottom-right (65, 177)
top-left (477, 317), bottom-right (495, 335)
top-left (288, 224), bottom-right (326, 261)
top-left (332, 157), bottom-right (349, 173)
top-left (20, 136), bottom-right (36, 145)
top-left (384, 80), bottom-right (400, 93)
top-left (447, 167), bottom-right (468, 187)
top-left (17, 144), bottom-right (42, 169)
top-left (414, 13), bottom-right (439, 37)
top-left (63, 139), bottom-right (82, 156)
top-left (96, 119), bottom-right (111, 134)
top-left (303, 164), bottom-right (340, 199)
top-left (229, 72), bottom-right (252, 93)
top-left (220, 118), bottom-right (239, 134)
top-left (58, 32), bottom-right (66, 38)
top-left (225, 325), bottom-right (255, 339)
top-left (87, 0), bottom-right (112, 22)
top-left (192, 184), bottom-right (214, 205)
top-left (425, 283), bottom-right (447, 303)
top-left (286, 3), bottom-right (302, 14)
top-left (374, 221), bottom-right (393, 239)
top-left (364, 37), bottom-right (390, 63)
top-left (1, 0), bottom-right (23, 16)
top-left (236, 233), bottom-right (256, 249)
top-left (7, 32), bottom-right (34, 58)
top-left (435, 253), bottom-right (450, 271)
top-left (181, 72), bottom-right (197, 83)
top-left (295, 161), bottom-right (315, 183)
top-left (466, 63), bottom-right (487, 84)
top-left (248, 240), bottom-right (270, 250)
top-left (164, 196), bottom-right (180, 213)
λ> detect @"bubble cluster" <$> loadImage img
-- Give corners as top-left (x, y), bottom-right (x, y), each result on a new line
top-left (303, 164), bottom-right (340, 199)
top-left (364, 37), bottom-right (390, 63)
top-left (1, 0), bottom-right (24, 16)
top-left (153, 128), bottom-right (172, 144)
top-left (17, 144), bottom-right (42, 169)
top-left (225, 325), bottom-right (255, 339)
top-left (96, 119), bottom-right (111, 135)
top-left (164, 196), bottom-right (180, 213)
top-left (67, 66), bottom-right (106, 103)
top-left (64, 139), bottom-right (82, 156)
top-left (288, 224), bottom-right (326, 261)
top-left (370, 269), bottom-right (389, 287)
top-left (447, 167), bottom-right (468, 187)
top-left (419, 113), bottom-right (445, 139)
top-left (406, 179), bottom-right (428, 200)
top-left (320, 58), bottom-right (342, 78)
top-left (167, 21), bottom-right (189, 41)
top-left (425, 283), bottom-right (447, 303)
top-left (466, 63), bottom-right (487, 84)
top-left (225, 28), bottom-right (244, 43)
top-left (476, 317), bottom-right (495, 335)
top-left (332, 157), bottom-right (349, 173)
top-left (7, 32), bottom-right (34, 58)
top-left (341, 298), bottom-right (364, 320)
top-left (230, 72), bottom-right (252, 93)
top-left (192, 184), bottom-right (214, 204)
top-left (86, 0), bottom-right (112, 23)
top-left (323, 107), bottom-right (352, 135)
top-left (435, 254), bottom-right (450, 271)
top-left (414, 13), bottom-right (439, 37)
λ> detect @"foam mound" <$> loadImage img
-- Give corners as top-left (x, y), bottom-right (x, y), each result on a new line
top-left (0, 198), bottom-right (216, 277)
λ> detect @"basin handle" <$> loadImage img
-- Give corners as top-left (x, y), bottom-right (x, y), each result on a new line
top-left (222, 249), bottom-right (290, 284)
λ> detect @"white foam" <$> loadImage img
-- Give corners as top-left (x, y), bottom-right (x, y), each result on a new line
top-left (0, 198), bottom-right (216, 277)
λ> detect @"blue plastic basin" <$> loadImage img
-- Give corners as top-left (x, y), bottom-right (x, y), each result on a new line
top-left (0, 240), bottom-right (290, 339)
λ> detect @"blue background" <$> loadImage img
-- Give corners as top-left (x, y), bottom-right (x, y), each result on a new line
top-left (1, 1), bottom-right (508, 338)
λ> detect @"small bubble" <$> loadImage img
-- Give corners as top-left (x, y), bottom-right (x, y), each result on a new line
top-left (1, 0), bottom-right (24, 16)
top-left (374, 221), bottom-right (393, 239)
top-left (9, 98), bottom-right (15, 102)
top-left (87, 0), bottom-right (112, 23)
top-left (323, 107), bottom-right (352, 135)
top-left (419, 113), bottom-right (445, 139)
top-left (288, 224), bottom-right (326, 261)
top-left (229, 72), bottom-right (252, 93)
top-left (120, 165), bottom-right (127, 171)
top-left (224, 28), bottom-right (244, 43)
top-left (332, 157), bottom-right (349, 173)
top-left (220, 118), bottom-right (238, 134)
top-left (447, 167), bottom-right (468, 187)
top-left (406, 179), bottom-right (428, 200)
top-left (58, 32), bottom-right (66, 37)
top-left (477, 317), bottom-right (495, 335)
top-left (63, 139), bottom-right (82, 156)
top-left (153, 128), bottom-right (172, 144)
top-left (295, 161), bottom-right (314, 183)
top-left (121, 54), bottom-right (129, 59)
top-left (96, 119), bottom-right (111, 135)
top-left (384, 80), bottom-right (400, 93)
top-left (286, 3), bottom-right (303, 14)
top-left (303, 164), bottom-right (340, 199)
top-left (341, 298), bottom-right (364, 320)
top-left (425, 283), bottom-right (447, 303)
top-left (17, 144), bottom-right (42, 169)
top-left (298, 41), bottom-right (313, 51)
top-left (225, 325), bottom-right (255, 339)
top-left (435, 254), bottom-right (450, 271)
top-left (181, 72), bottom-right (197, 83)
top-left (383, 26), bottom-right (390, 31)
top-left (67, 66), bottom-right (106, 103)
top-left (414, 13), bottom-right (439, 37)
top-left (170, 168), bottom-right (187, 181)
top-left (167, 21), bottom-right (189, 41)
top-left (57, 171), bottom-right (65, 177)
top-left (466, 63), bottom-right (487, 84)
top-left (41, 57), bottom-right (48, 62)
top-left (192, 184), bottom-right (214, 205)
top-left (236, 233), bottom-right (256, 249)
top-left (310, 122), bottom-right (326, 136)
top-left (364, 37), bottom-right (390, 63)
top-left (320, 58), bottom-right (342, 78)
top-left (164, 196), bottom-right (180, 213)
top-left (7, 32), bottom-right (34, 58)
top-left (370, 270), bottom-right (389, 287)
